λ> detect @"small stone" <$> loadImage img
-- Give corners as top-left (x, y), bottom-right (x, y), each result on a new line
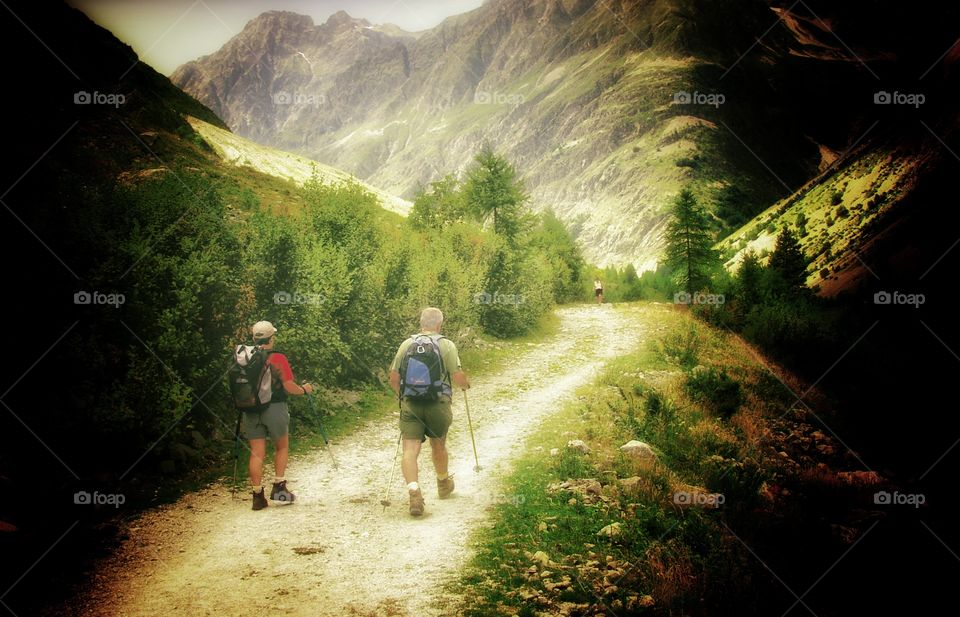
top-left (567, 440), bottom-right (590, 454)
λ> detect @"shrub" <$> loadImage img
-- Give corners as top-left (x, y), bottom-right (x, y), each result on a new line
top-left (685, 367), bottom-right (744, 418)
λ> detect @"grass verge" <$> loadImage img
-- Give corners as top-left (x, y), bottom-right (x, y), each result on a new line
top-left (452, 302), bottom-right (887, 616)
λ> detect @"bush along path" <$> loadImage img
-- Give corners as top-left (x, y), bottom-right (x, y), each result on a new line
top-left (65, 303), bottom-right (644, 616)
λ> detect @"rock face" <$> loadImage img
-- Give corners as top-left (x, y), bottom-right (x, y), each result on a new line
top-left (170, 0), bottom-right (854, 270)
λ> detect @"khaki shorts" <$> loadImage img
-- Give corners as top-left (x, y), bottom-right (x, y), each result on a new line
top-left (242, 402), bottom-right (290, 440)
top-left (400, 396), bottom-right (453, 442)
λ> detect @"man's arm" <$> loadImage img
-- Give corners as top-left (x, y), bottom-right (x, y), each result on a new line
top-left (389, 370), bottom-right (401, 396)
top-left (283, 380), bottom-right (313, 395)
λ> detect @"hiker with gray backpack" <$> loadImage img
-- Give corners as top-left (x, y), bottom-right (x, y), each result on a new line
top-left (389, 307), bottom-right (471, 517)
top-left (229, 320), bottom-right (314, 510)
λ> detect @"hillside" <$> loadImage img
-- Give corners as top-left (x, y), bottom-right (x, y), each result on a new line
top-left (718, 130), bottom-right (946, 294)
top-left (186, 116), bottom-right (411, 215)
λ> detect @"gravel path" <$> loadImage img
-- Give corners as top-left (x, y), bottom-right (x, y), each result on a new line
top-left (72, 304), bottom-right (643, 616)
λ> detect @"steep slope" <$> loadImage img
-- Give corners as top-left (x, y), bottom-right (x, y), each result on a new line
top-left (186, 116), bottom-right (411, 215)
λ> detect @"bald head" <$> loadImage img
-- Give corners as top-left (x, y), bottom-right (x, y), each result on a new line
top-left (420, 307), bottom-right (444, 332)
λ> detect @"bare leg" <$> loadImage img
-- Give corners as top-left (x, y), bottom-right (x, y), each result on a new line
top-left (249, 438), bottom-right (266, 488)
top-left (401, 438), bottom-right (422, 484)
top-left (429, 436), bottom-right (448, 477)
top-left (274, 434), bottom-right (289, 478)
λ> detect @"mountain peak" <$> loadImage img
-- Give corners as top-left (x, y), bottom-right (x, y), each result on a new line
top-left (243, 11), bottom-right (315, 33)
top-left (324, 10), bottom-right (369, 29)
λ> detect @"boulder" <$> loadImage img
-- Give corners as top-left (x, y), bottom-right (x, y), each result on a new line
top-left (620, 440), bottom-right (656, 462)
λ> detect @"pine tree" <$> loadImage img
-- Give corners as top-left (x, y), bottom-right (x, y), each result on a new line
top-left (464, 145), bottom-right (530, 242)
top-left (768, 227), bottom-right (807, 295)
top-left (665, 188), bottom-right (716, 292)
top-left (737, 251), bottom-right (762, 304)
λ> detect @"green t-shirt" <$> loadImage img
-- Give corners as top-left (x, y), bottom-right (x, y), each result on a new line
top-left (389, 333), bottom-right (462, 389)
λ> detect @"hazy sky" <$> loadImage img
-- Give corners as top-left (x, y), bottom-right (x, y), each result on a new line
top-left (69, 0), bottom-right (484, 75)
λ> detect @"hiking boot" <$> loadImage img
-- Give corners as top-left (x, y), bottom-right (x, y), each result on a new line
top-left (409, 487), bottom-right (425, 517)
top-left (437, 475), bottom-right (455, 499)
top-left (270, 480), bottom-right (296, 504)
top-left (252, 488), bottom-right (268, 511)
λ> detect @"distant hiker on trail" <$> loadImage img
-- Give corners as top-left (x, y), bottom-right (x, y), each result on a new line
top-left (389, 307), bottom-right (470, 517)
top-left (242, 321), bottom-right (314, 511)
top-left (594, 279), bottom-right (604, 304)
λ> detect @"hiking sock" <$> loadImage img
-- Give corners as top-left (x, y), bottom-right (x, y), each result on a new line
top-left (252, 486), bottom-right (263, 494)
top-left (437, 472), bottom-right (449, 481)
top-left (273, 476), bottom-right (286, 484)
top-left (407, 482), bottom-right (419, 492)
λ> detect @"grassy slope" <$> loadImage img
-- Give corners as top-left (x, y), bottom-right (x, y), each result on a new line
top-left (187, 116), bottom-right (412, 216)
top-left (453, 302), bottom-right (890, 615)
top-left (716, 138), bottom-right (938, 295)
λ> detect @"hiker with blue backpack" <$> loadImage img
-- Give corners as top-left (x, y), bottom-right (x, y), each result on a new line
top-left (389, 307), bottom-right (470, 516)
top-left (229, 320), bottom-right (314, 510)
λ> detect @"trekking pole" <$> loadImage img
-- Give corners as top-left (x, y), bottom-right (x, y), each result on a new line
top-left (231, 409), bottom-right (243, 500)
top-left (305, 391), bottom-right (339, 469)
top-left (463, 390), bottom-right (482, 472)
top-left (380, 430), bottom-right (402, 510)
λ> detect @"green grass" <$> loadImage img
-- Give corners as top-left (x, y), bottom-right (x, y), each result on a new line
top-left (460, 309), bottom-right (561, 379)
top-left (452, 303), bottom-right (784, 615)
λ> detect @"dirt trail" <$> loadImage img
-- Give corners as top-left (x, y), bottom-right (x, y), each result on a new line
top-left (74, 304), bottom-right (643, 616)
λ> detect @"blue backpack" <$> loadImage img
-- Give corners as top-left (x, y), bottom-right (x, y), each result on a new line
top-left (399, 335), bottom-right (451, 401)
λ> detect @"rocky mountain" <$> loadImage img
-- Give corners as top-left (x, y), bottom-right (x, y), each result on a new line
top-left (171, 0), bottom-right (958, 272)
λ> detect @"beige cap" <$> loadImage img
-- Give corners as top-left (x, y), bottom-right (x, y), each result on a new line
top-left (252, 320), bottom-right (277, 340)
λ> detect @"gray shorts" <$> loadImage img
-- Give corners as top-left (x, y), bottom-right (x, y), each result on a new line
top-left (242, 402), bottom-right (290, 440)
